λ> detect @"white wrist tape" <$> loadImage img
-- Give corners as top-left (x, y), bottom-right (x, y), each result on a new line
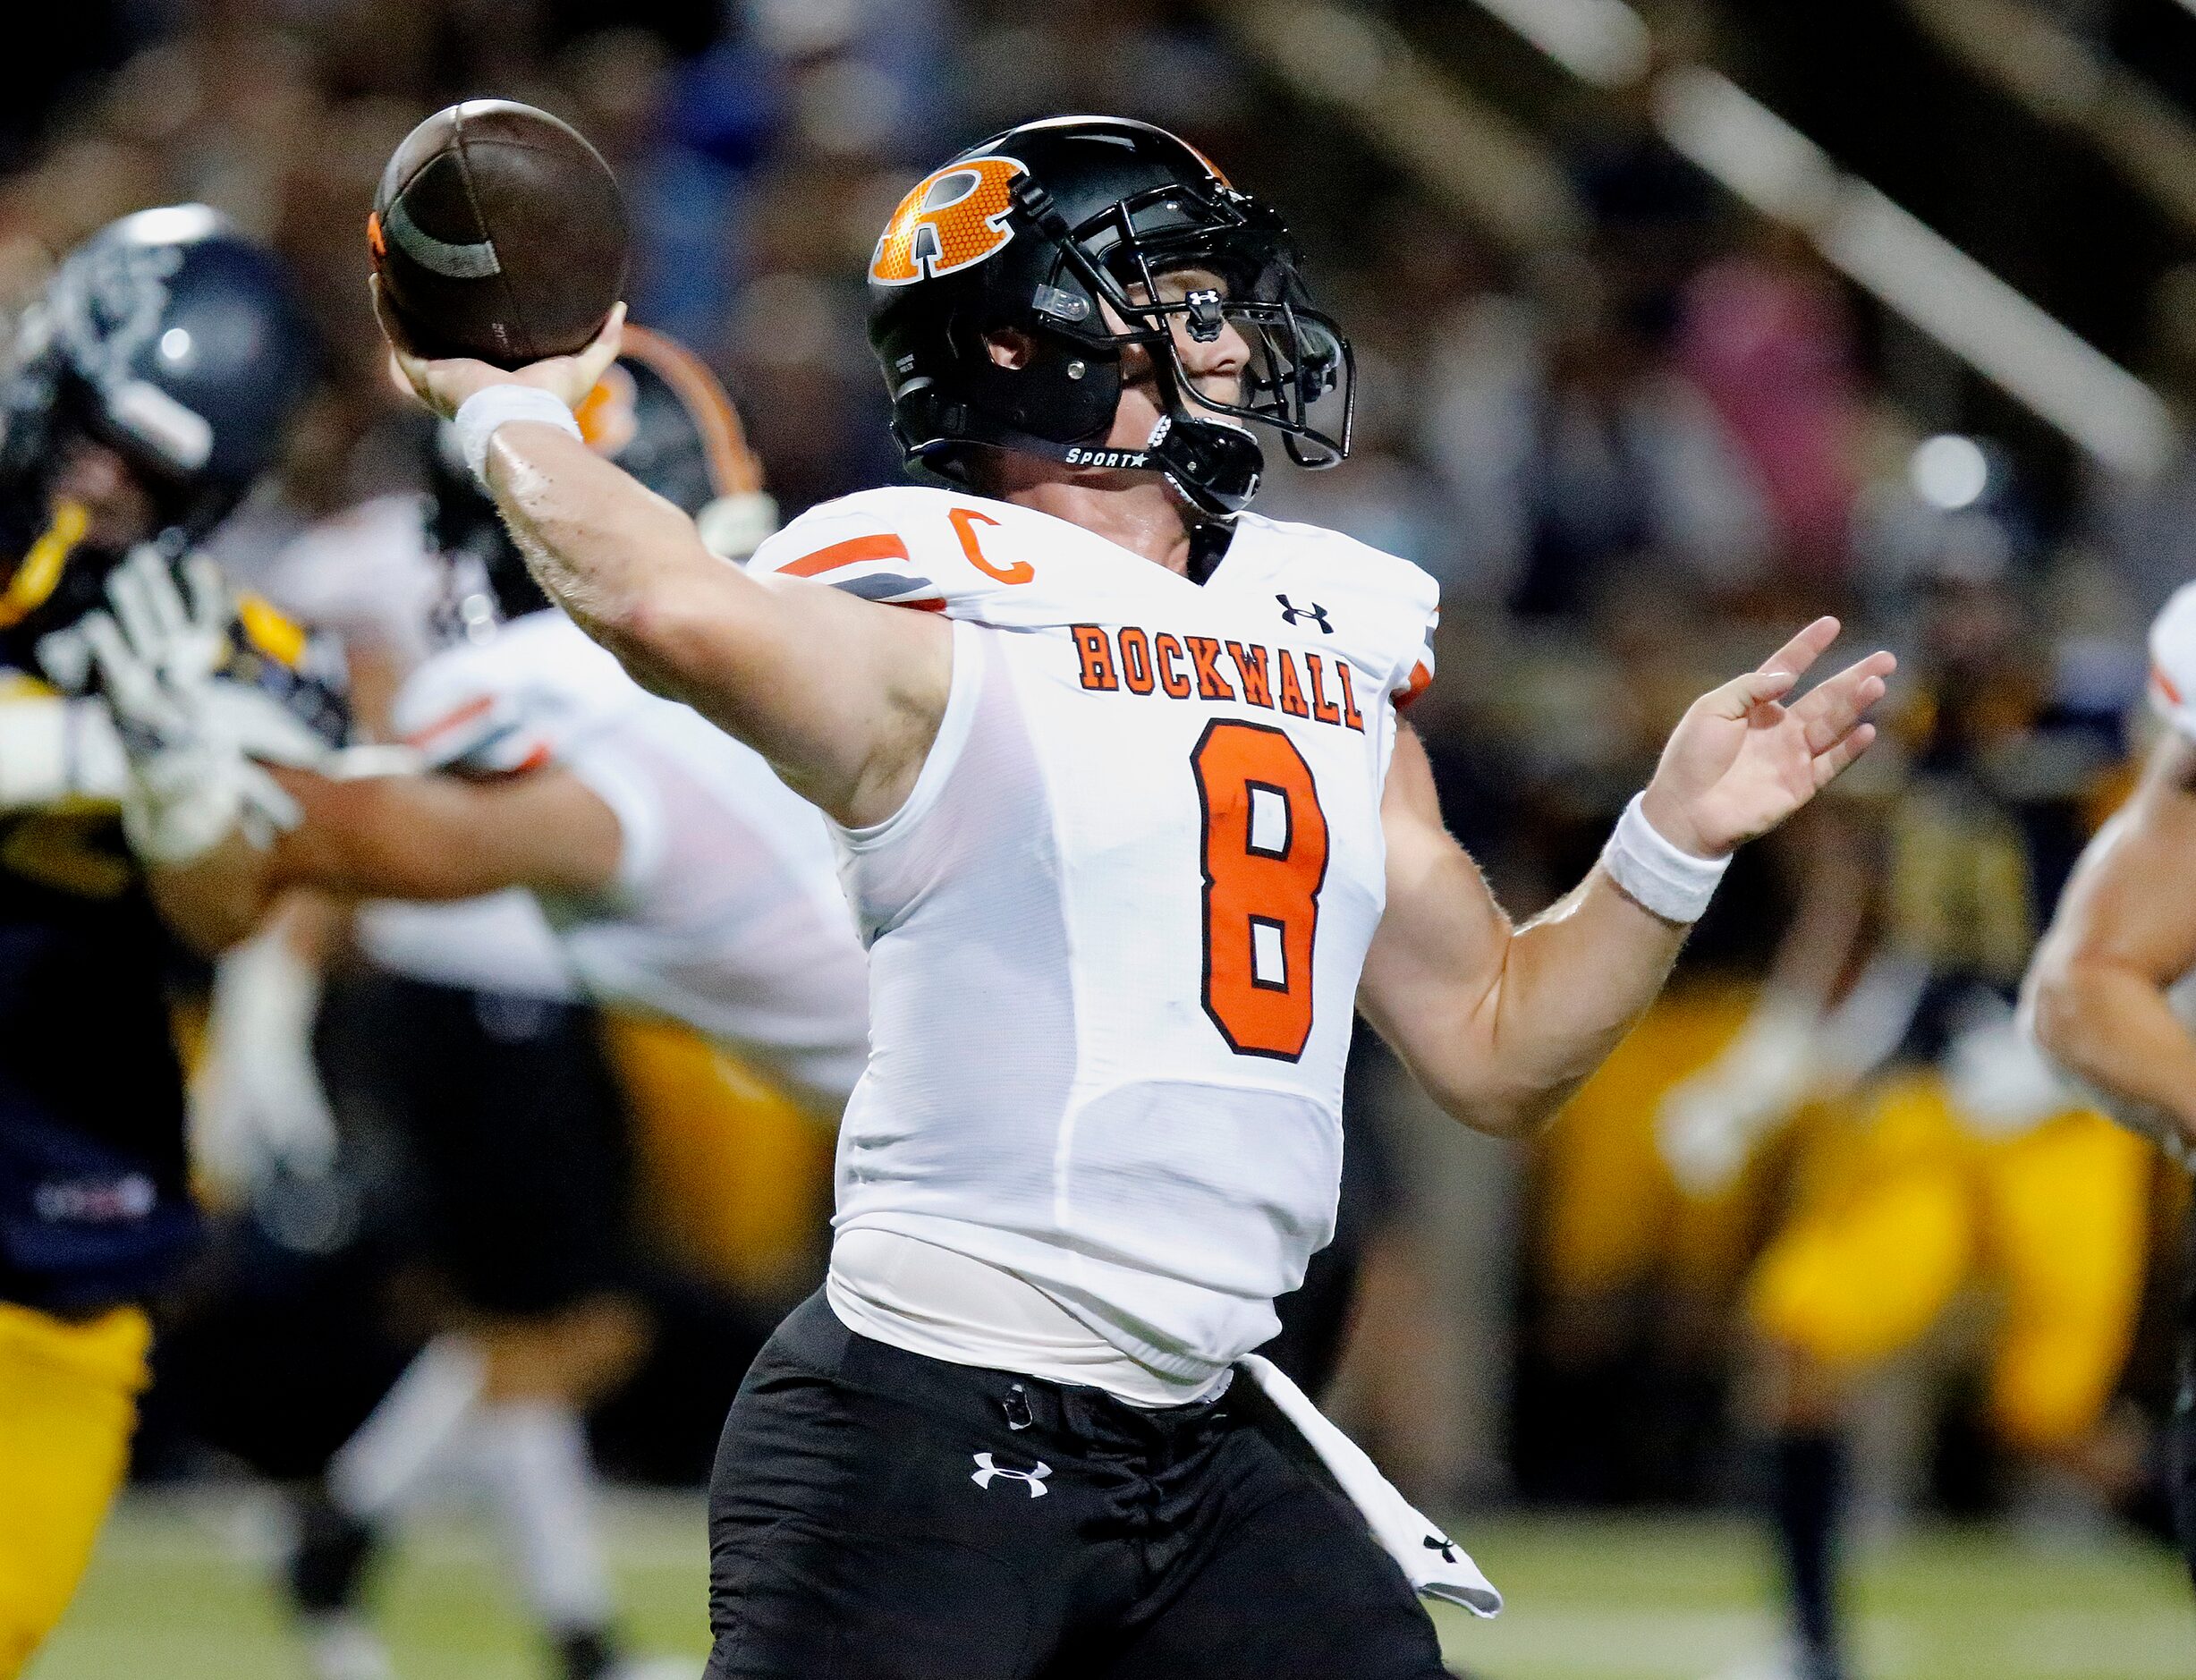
top-left (1601, 792), bottom-right (1730, 923)
top-left (453, 385), bottom-right (581, 486)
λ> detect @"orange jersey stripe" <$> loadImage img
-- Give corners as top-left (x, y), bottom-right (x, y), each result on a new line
top-left (783, 534), bottom-right (912, 577)
top-left (1396, 661), bottom-right (1433, 709)
top-left (2155, 662), bottom-right (2184, 707)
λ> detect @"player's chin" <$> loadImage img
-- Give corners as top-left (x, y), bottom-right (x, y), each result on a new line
top-left (1182, 377), bottom-right (1251, 419)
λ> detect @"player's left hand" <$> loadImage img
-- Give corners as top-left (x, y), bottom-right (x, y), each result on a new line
top-left (373, 275), bottom-right (625, 418)
top-left (1641, 616), bottom-right (1895, 859)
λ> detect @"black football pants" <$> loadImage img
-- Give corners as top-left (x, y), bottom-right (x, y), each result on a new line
top-left (702, 1293), bottom-right (1451, 1680)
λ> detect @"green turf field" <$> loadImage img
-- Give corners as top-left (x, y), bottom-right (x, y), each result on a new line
top-left (28, 1493), bottom-right (2195, 1680)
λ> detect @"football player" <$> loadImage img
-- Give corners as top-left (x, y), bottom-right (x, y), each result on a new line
top-left (2027, 577), bottom-right (2196, 1599)
top-left (83, 327), bottom-right (865, 1680)
top-left (0, 206), bottom-right (328, 1676)
top-left (1664, 555), bottom-right (2152, 1680)
top-left (378, 116), bottom-right (1891, 1678)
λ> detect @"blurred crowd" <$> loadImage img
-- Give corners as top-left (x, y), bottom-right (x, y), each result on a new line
top-left (9, 0), bottom-right (2194, 1540)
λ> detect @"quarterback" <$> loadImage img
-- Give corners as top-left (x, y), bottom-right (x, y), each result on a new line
top-left (383, 116), bottom-right (1891, 1677)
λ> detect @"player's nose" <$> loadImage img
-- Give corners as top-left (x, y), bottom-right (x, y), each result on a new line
top-left (1175, 315), bottom-right (1251, 412)
top-left (1180, 313), bottom-right (1251, 378)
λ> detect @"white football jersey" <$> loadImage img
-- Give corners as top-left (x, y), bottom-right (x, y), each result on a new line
top-left (381, 610), bottom-right (871, 1112)
top-left (749, 486), bottom-right (1438, 1381)
top-left (2151, 581), bottom-right (2196, 741)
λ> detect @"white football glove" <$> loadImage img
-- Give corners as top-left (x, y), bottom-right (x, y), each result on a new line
top-left (78, 547), bottom-right (326, 863)
top-left (1657, 993), bottom-right (1819, 1196)
top-left (191, 925), bottom-right (338, 1196)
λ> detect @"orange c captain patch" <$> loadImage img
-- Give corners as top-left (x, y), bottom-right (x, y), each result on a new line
top-left (870, 157), bottom-right (1024, 286)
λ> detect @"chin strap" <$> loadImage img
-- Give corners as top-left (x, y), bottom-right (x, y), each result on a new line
top-left (930, 413), bottom-right (1267, 522)
top-left (1145, 414), bottom-right (1264, 517)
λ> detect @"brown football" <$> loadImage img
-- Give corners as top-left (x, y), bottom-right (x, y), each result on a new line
top-left (371, 100), bottom-right (628, 368)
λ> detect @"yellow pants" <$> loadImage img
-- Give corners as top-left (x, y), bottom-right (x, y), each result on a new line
top-left (1536, 982), bottom-right (1768, 1299)
top-left (0, 1299), bottom-right (150, 1677)
top-left (1748, 1071), bottom-right (2151, 1448)
top-left (600, 1016), bottom-right (837, 1300)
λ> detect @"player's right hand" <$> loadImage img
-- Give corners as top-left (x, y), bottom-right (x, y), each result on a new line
top-left (372, 276), bottom-right (625, 418)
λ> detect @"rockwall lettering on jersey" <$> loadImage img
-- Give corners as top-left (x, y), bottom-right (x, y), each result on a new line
top-left (1072, 624), bottom-right (1365, 732)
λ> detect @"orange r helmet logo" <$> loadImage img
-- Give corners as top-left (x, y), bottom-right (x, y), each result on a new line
top-left (869, 157), bottom-right (1025, 286)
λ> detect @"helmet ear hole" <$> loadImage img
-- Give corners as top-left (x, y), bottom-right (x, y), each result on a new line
top-left (985, 328), bottom-right (1037, 370)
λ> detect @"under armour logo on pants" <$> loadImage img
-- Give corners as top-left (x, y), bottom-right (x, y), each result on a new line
top-left (971, 1453), bottom-right (1052, 1498)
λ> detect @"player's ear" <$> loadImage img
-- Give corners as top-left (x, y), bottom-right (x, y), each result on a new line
top-left (983, 328), bottom-right (1035, 371)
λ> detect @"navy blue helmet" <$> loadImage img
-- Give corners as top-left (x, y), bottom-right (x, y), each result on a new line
top-left (1, 205), bottom-right (323, 545)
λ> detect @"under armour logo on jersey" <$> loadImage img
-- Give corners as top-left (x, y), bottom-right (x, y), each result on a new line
top-left (1423, 1532), bottom-right (1460, 1565)
top-left (1276, 595), bottom-right (1333, 633)
top-left (971, 1453), bottom-right (1051, 1498)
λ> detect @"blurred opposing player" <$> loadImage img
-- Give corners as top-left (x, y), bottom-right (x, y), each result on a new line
top-left (0, 207), bottom-right (329, 1676)
top-left (2028, 579), bottom-right (2196, 1599)
top-left (383, 115), bottom-right (1890, 1677)
top-left (1666, 558), bottom-right (2151, 1680)
top-left (86, 327), bottom-right (864, 1680)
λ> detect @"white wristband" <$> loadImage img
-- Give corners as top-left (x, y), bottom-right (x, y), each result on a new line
top-left (1601, 792), bottom-right (1730, 923)
top-left (452, 385), bottom-right (582, 486)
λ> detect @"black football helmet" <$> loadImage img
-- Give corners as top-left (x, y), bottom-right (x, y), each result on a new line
top-left (429, 322), bottom-right (773, 642)
top-left (866, 115), bottom-right (1353, 520)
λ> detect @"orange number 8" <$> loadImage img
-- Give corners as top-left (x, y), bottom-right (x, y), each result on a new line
top-left (1191, 720), bottom-right (1329, 1061)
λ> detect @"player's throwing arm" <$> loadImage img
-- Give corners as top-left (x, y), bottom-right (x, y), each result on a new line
top-left (369, 106), bottom-right (945, 828)
top-left (377, 300), bottom-right (951, 831)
